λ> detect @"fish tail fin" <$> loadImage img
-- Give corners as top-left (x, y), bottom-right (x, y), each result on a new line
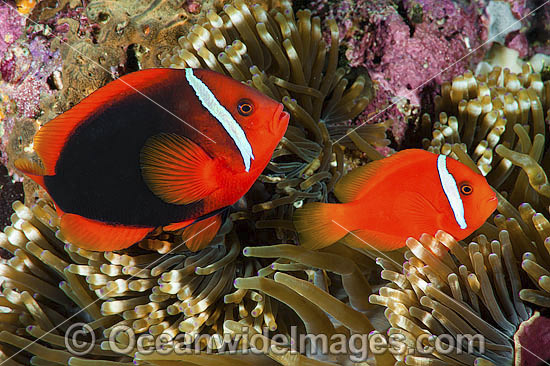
top-left (14, 158), bottom-right (47, 188)
top-left (293, 202), bottom-right (350, 250)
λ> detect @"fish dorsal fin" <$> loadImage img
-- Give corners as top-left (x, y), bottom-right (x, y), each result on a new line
top-left (59, 213), bottom-right (152, 251)
top-left (334, 160), bottom-right (383, 202)
top-left (334, 149), bottom-right (421, 202)
top-left (35, 69), bottom-right (174, 175)
top-left (140, 133), bottom-right (220, 205)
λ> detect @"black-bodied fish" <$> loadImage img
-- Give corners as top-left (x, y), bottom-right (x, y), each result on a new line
top-left (16, 68), bottom-right (290, 251)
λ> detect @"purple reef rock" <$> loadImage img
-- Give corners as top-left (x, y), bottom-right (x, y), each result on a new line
top-left (310, 0), bottom-right (486, 143)
top-left (0, 1), bottom-right (61, 169)
top-left (0, 2), bottom-right (25, 56)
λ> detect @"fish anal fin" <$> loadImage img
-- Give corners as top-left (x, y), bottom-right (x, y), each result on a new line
top-left (14, 158), bottom-right (46, 188)
top-left (60, 213), bottom-right (153, 251)
top-left (293, 202), bottom-right (349, 250)
top-left (180, 214), bottom-right (222, 252)
top-left (34, 69), bottom-right (175, 175)
top-left (334, 149), bottom-right (429, 203)
top-left (342, 230), bottom-right (405, 251)
top-left (140, 133), bottom-right (220, 205)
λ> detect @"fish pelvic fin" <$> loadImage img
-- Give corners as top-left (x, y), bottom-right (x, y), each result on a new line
top-left (14, 158), bottom-right (47, 188)
top-left (180, 214), bottom-right (223, 252)
top-left (163, 218), bottom-right (196, 232)
top-left (293, 202), bottom-right (350, 250)
top-left (59, 213), bottom-right (153, 251)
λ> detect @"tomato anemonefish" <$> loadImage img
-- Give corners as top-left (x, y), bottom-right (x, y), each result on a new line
top-left (15, 68), bottom-right (290, 252)
top-left (294, 149), bottom-right (498, 251)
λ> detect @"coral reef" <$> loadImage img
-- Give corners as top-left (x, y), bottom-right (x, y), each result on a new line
top-left (6, 0), bottom-right (550, 365)
top-left (85, 0), bottom-right (214, 69)
top-left (0, 2), bottom-right (61, 172)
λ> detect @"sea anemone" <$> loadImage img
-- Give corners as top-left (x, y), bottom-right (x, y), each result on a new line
top-left (423, 63), bottom-right (550, 210)
top-left (399, 58), bottom-right (550, 364)
top-left (0, 200), bottom-right (134, 365)
top-left (371, 231), bottom-right (531, 365)
top-left (161, 0), bottom-right (387, 154)
top-left (0, 198), bottom-right (393, 365)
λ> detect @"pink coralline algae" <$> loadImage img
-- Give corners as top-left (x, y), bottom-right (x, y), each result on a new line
top-left (310, 0), bottom-right (485, 143)
top-left (0, 1), bottom-right (61, 169)
top-left (0, 2), bottom-right (25, 55)
top-left (1, 37), bottom-right (59, 118)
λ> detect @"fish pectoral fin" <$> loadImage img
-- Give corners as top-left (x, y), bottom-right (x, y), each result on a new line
top-left (179, 214), bottom-right (223, 252)
top-left (14, 159), bottom-right (47, 188)
top-left (342, 230), bottom-right (405, 251)
top-left (59, 213), bottom-right (153, 251)
top-left (140, 133), bottom-right (220, 205)
top-left (395, 191), bottom-right (439, 234)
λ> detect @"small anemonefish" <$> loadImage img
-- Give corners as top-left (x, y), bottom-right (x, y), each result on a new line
top-left (16, 68), bottom-right (290, 252)
top-left (294, 149), bottom-right (498, 251)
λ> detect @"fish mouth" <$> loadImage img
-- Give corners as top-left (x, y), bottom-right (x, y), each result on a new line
top-left (271, 103), bottom-right (290, 134)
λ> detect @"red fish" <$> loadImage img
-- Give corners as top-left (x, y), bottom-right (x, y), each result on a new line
top-left (16, 68), bottom-right (289, 252)
top-left (294, 149), bottom-right (497, 251)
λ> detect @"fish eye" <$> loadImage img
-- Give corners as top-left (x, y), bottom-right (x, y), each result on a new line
top-left (460, 183), bottom-right (473, 195)
top-left (237, 99), bottom-right (254, 116)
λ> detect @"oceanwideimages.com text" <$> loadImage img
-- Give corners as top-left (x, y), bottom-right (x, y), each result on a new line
top-left (65, 323), bottom-right (486, 361)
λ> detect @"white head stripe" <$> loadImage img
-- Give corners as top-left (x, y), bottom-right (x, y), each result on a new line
top-left (437, 155), bottom-right (467, 229)
top-left (185, 68), bottom-right (254, 172)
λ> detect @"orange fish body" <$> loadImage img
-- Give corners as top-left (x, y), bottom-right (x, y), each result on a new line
top-left (294, 149), bottom-right (498, 251)
top-left (16, 68), bottom-right (289, 252)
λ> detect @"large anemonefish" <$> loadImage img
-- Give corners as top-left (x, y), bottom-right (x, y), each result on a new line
top-left (294, 149), bottom-right (498, 250)
top-left (16, 68), bottom-right (290, 252)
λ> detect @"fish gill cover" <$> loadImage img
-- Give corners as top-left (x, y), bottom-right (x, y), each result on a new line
top-left (1, 0), bottom-right (550, 365)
